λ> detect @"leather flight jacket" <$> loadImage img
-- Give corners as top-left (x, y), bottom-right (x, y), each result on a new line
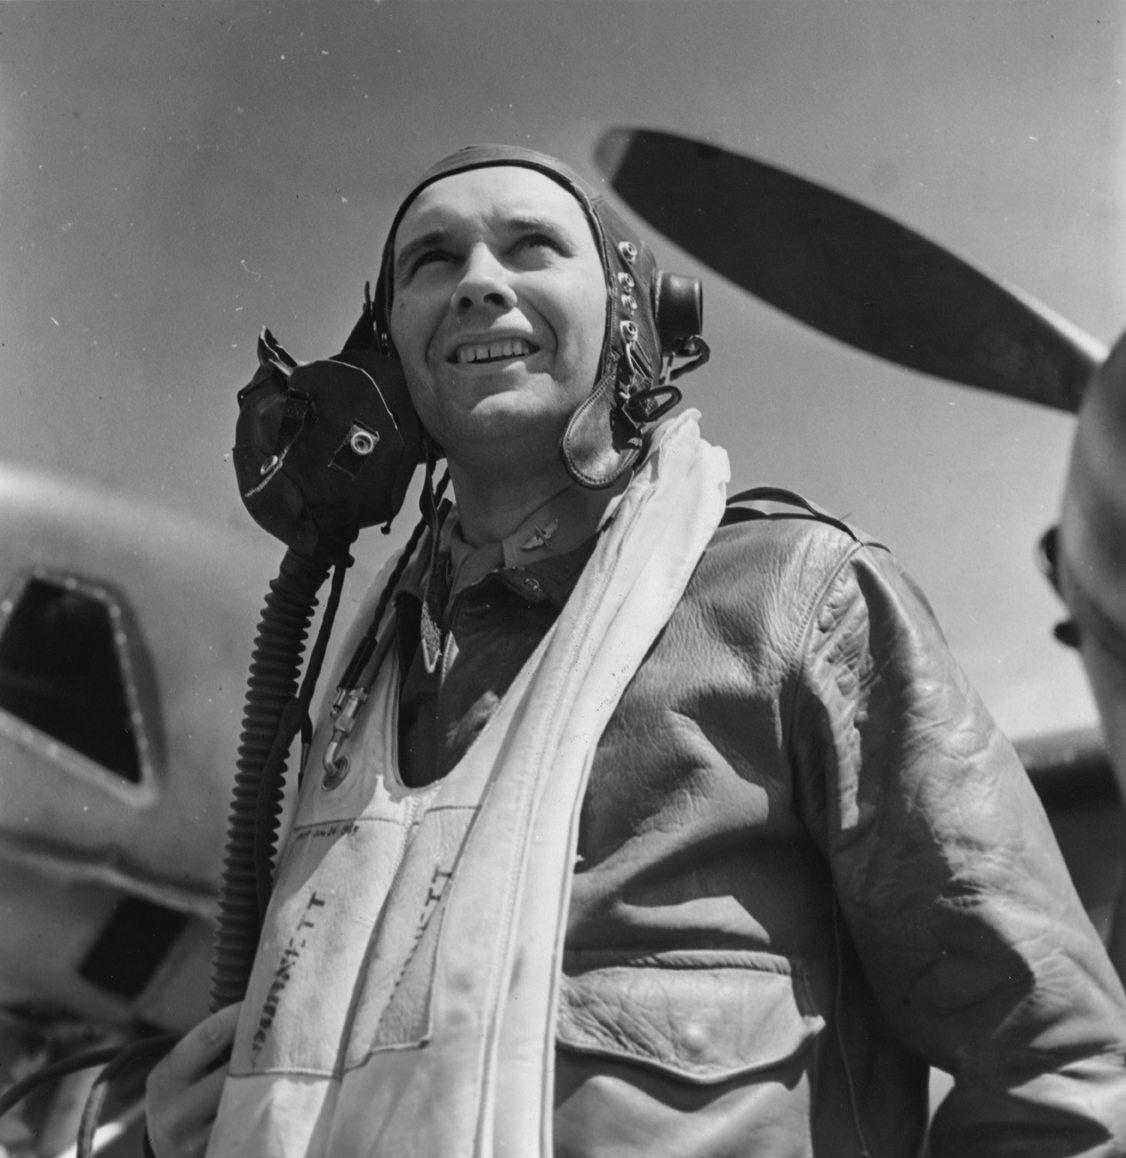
top-left (385, 505), bottom-right (1126, 1157)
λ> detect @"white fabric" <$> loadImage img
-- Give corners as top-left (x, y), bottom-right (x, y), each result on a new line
top-left (207, 411), bottom-right (729, 1158)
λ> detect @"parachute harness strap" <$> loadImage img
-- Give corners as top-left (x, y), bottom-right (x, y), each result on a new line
top-left (323, 470), bottom-right (451, 788)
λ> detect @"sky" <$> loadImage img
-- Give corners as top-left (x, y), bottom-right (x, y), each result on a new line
top-left (0, 1), bottom-right (1123, 741)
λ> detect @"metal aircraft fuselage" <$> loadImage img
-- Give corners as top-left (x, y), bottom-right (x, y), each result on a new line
top-left (0, 465), bottom-right (276, 1033)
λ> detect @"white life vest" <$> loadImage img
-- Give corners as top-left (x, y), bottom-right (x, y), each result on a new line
top-left (207, 411), bottom-right (730, 1158)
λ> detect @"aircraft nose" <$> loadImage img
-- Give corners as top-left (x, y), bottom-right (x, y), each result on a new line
top-left (1058, 324), bottom-right (1126, 652)
top-left (1056, 324), bottom-right (1126, 793)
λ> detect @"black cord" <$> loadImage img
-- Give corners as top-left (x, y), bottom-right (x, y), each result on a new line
top-left (76, 1035), bottom-right (178, 1158)
top-left (0, 1031), bottom-right (177, 1126)
top-left (335, 470), bottom-right (450, 698)
top-left (0, 1046), bottom-right (121, 1119)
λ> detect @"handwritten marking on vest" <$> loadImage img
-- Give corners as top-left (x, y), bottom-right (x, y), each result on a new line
top-left (417, 866), bottom-right (454, 941)
top-left (371, 863), bottom-right (457, 1045)
top-left (292, 821), bottom-right (361, 842)
top-left (251, 891), bottom-right (327, 1056)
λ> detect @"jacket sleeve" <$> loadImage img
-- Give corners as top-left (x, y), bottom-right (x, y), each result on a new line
top-left (790, 538), bottom-right (1126, 1156)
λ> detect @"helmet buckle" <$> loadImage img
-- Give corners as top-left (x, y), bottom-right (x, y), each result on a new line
top-left (623, 384), bottom-right (682, 426)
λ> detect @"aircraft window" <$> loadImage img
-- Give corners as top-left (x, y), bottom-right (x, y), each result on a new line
top-left (79, 896), bottom-right (189, 999)
top-left (0, 572), bottom-right (153, 786)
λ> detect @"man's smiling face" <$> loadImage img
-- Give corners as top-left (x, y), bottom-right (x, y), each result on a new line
top-left (389, 167), bottom-right (607, 474)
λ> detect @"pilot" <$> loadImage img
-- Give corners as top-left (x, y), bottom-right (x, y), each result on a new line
top-left (146, 146), bottom-right (1126, 1157)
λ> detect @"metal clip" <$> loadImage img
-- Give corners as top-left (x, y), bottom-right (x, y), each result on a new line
top-left (619, 319), bottom-right (649, 384)
top-left (322, 687), bottom-right (369, 790)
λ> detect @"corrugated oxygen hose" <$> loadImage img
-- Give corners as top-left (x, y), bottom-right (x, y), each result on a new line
top-left (209, 547), bottom-right (341, 1012)
top-left (0, 551), bottom-right (350, 1155)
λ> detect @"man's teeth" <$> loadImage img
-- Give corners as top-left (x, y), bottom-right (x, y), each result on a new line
top-left (456, 338), bottom-right (533, 364)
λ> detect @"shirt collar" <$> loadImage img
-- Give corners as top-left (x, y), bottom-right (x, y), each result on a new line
top-left (444, 479), bottom-right (627, 602)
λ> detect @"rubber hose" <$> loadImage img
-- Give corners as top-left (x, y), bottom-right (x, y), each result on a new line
top-left (209, 548), bottom-right (330, 1011)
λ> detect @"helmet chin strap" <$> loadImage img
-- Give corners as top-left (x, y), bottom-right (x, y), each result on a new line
top-left (559, 321), bottom-right (703, 490)
top-left (559, 350), bottom-right (643, 489)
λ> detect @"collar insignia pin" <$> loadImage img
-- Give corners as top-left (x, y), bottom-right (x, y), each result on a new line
top-left (522, 518), bottom-right (559, 551)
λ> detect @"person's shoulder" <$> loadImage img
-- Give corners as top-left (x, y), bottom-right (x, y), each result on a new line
top-left (675, 490), bottom-right (882, 661)
top-left (707, 487), bottom-right (884, 580)
top-left (707, 490), bottom-right (949, 649)
top-left (688, 489), bottom-right (935, 666)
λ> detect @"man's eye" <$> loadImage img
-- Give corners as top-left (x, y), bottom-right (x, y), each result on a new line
top-left (520, 233), bottom-right (563, 254)
top-left (412, 250), bottom-right (452, 272)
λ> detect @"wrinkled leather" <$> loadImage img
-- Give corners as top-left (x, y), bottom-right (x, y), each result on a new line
top-left (558, 362), bottom-right (645, 489)
top-left (396, 512), bottom-right (1126, 1156)
top-left (556, 950), bottom-right (825, 1084)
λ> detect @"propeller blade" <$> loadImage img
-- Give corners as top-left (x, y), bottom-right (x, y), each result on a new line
top-left (595, 128), bottom-right (1106, 412)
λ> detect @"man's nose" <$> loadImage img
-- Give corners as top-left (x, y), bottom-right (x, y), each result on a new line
top-left (452, 244), bottom-right (518, 312)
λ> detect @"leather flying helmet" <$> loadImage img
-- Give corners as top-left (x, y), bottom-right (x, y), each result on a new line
top-left (368, 144), bottom-right (709, 489)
